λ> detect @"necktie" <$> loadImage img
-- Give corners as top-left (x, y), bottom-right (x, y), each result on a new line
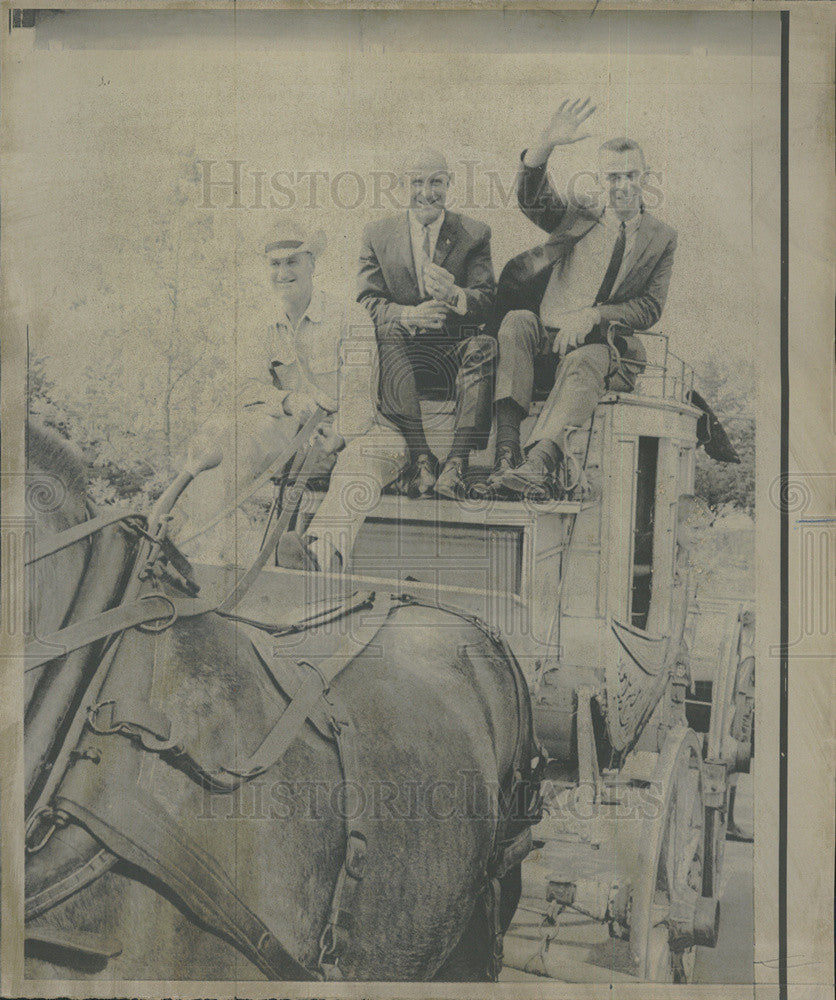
top-left (420, 224), bottom-right (432, 297)
top-left (422, 224), bottom-right (432, 262)
top-left (594, 222), bottom-right (626, 305)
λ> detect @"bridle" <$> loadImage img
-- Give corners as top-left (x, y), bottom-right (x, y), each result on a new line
top-left (23, 419), bottom-right (541, 982)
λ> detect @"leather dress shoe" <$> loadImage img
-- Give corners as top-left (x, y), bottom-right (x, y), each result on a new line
top-left (473, 448), bottom-right (518, 498)
top-left (501, 455), bottom-right (554, 497)
top-left (410, 453), bottom-right (439, 498)
top-left (434, 458), bottom-right (467, 500)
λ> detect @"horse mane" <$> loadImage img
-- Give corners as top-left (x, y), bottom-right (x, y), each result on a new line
top-left (27, 420), bottom-right (89, 504)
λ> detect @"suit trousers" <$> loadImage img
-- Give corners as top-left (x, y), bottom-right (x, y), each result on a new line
top-left (494, 309), bottom-right (643, 452)
top-left (306, 422), bottom-right (409, 562)
top-left (375, 319), bottom-right (497, 457)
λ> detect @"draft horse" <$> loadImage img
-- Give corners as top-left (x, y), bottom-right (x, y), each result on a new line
top-left (23, 421), bottom-right (540, 982)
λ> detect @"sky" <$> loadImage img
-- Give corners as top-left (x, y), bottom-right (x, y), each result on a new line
top-left (4, 8), bottom-right (781, 399)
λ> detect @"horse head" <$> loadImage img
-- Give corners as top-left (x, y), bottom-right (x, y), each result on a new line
top-left (23, 421), bottom-right (540, 983)
top-left (24, 421), bottom-right (143, 807)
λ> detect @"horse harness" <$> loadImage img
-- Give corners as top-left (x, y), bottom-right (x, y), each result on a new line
top-left (25, 514), bottom-right (539, 981)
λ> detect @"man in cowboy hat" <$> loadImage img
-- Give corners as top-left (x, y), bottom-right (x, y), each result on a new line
top-left (177, 220), bottom-right (343, 561)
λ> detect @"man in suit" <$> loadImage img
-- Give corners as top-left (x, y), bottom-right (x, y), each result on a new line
top-left (357, 148), bottom-right (496, 499)
top-left (487, 99), bottom-right (677, 494)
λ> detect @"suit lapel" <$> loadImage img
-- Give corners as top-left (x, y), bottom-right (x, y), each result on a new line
top-left (611, 213), bottom-right (656, 298)
top-left (394, 212), bottom-right (421, 296)
top-left (434, 212), bottom-right (457, 267)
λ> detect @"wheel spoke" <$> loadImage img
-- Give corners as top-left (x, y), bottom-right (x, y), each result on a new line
top-left (635, 732), bottom-right (705, 984)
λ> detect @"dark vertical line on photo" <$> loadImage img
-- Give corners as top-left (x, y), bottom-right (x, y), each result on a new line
top-left (779, 10), bottom-right (789, 1000)
top-left (25, 324), bottom-right (30, 472)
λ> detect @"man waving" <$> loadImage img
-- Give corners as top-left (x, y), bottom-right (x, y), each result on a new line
top-left (488, 98), bottom-right (678, 495)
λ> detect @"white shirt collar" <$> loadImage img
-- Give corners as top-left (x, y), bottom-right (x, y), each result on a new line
top-left (600, 206), bottom-right (644, 237)
top-left (278, 287), bottom-right (325, 330)
top-left (408, 209), bottom-right (446, 238)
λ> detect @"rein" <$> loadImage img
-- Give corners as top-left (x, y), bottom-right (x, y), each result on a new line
top-left (27, 508), bottom-right (145, 565)
top-left (24, 411), bottom-right (326, 673)
top-left (25, 419), bottom-right (540, 983)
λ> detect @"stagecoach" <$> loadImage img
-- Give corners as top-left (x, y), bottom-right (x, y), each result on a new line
top-left (181, 333), bottom-right (754, 981)
top-left (23, 332), bottom-right (753, 984)
top-left (190, 330), bottom-right (754, 983)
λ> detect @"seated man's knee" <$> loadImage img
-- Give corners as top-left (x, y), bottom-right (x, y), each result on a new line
top-left (562, 343), bottom-right (610, 373)
top-left (498, 310), bottom-right (539, 343)
top-left (333, 437), bottom-right (366, 475)
top-left (377, 317), bottom-right (411, 343)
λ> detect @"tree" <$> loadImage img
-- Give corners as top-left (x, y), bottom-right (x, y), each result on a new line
top-left (35, 151), bottom-right (239, 504)
top-left (693, 357), bottom-right (755, 513)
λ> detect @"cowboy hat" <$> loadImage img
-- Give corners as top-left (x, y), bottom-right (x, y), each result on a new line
top-left (263, 219), bottom-right (327, 260)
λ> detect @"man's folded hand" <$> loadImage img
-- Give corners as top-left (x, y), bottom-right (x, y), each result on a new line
top-left (401, 300), bottom-right (451, 331)
top-left (551, 308), bottom-right (599, 356)
top-left (423, 263), bottom-right (458, 306)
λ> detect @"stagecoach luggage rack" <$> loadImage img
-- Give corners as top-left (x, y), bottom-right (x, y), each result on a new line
top-left (630, 330), bottom-right (696, 404)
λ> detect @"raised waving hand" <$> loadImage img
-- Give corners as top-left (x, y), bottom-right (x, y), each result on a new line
top-left (524, 97), bottom-right (597, 167)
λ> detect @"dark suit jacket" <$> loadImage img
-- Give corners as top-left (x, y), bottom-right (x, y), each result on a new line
top-left (489, 158), bottom-right (677, 348)
top-left (357, 211), bottom-right (495, 339)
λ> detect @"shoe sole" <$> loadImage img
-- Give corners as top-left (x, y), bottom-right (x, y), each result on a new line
top-left (472, 478), bottom-right (514, 499)
top-left (501, 471), bottom-right (552, 495)
top-left (434, 483), bottom-right (463, 500)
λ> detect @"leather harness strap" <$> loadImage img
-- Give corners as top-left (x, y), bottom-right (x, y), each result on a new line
top-left (54, 765), bottom-right (316, 981)
top-left (316, 684), bottom-right (369, 979)
top-left (227, 598), bottom-right (394, 780)
top-left (27, 509), bottom-right (144, 565)
top-left (26, 848), bottom-right (116, 921)
top-left (25, 926), bottom-right (123, 960)
top-left (217, 410), bottom-right (326, 613)
top-left (25, 412), bottom-right (328, 675)
top-left (89, 594), bottom-right (394, 794)
top-left (218, 588), bottom-right (376, 637)
top-left (177, 410), bottom-right (323, 548)
top-left (25, 586), bottom-right (376, 675)
top-left (24, 594), bottom-right (216, 672)
top-left (45, 597), bottom-right (397, 981)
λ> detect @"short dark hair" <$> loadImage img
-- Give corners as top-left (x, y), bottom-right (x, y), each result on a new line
top-left (598, 137), bottom-right (645, 165)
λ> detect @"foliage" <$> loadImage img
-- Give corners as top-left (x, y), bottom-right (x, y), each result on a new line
top-left (693, 356), bottom-right (755, 513)
top-left (28, 152), bottom-right (235, 508)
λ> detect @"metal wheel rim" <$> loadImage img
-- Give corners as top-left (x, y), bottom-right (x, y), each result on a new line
top-left (632, 727), bottom-right (705, 983)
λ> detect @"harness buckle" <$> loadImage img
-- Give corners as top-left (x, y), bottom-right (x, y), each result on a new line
top-left (317, 924), bottom-right (338, 974)
top-left (86, 700), bottom-right (120, 735)
top-left (25, 807), bottom-right (69, 855)
top-left (344, 831), bottom-right (368, 881)
top-left (135, 593), bottom-right (178, 633)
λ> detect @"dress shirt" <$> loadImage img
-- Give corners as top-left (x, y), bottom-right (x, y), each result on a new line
top-left (407, 209), bottom-right (468, 315)
top-left (539, 208), bottom-right (644, 328)
top-left (237, 288), bottom-right (342, 415)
